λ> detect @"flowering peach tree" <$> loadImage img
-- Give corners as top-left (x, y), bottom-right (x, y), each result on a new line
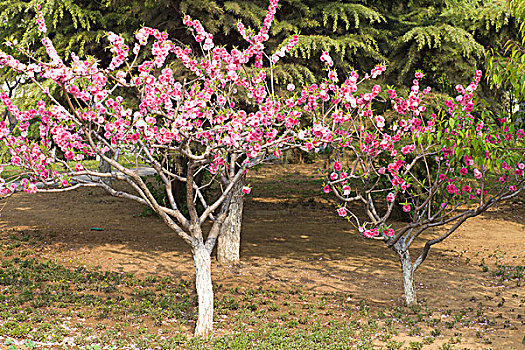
top-left (0, 1), bottom-right (305, 336)
top-left (305, 56), bottom-right (525, 305)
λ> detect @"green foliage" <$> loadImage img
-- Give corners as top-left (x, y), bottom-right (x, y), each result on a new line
top-left (0, 0), bottom-right (520, 111)
top-left (0, 0), bottom-right (107, 57)
top-left (384, 0), bottom-right (512, 91)
top-left (321, 3), bottom-right (385, 31)
top-left (0, 0), bottom-right (109, 110)
top-left (391, 24), bottom-right (485, 86)
top-left (486, 0), bottom-right (525, 120)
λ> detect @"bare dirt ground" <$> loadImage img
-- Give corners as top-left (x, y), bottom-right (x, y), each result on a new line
top-left (1, 163), bottom-right (524, 349)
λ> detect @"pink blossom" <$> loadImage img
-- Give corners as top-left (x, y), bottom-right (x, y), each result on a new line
top-left (330, 172), bottom-right (338, 180)
top-left (446, 184), bottom-right (458, 195)
top-left (476, 121), bottom-right (484, 131)
top-left (402, 204), bottom-right (411, 212)
top-left (459, 168), bottom-right (468, 176)
top-left (323, 185), bottom-right (331, 193)
top-left (375, 115), bottom-right (385, 128)
top-left (217, 95), bottom-right (227, 105)
top-left (334, 161), bottom-right (342, 172)
top-left (363, 228), bottom-right (379, 238)
top-left (36, 9), bottom-right (47, 33)
top-left (320, 51), bottom-right (333, 67)
top-left (383, 228), bottom-right (395, 237)
top-left (401, 144), bottom-right (415, 155)
top-left (25, 183), bottom-right (37, 194)
top-left (287, 83), bottom-right (295, 91)
top-left (509, 185), bottom-right (517, 192)
top-left (387, 89), bottom-right (397, 99)
top-left (473, 168), bottom-right (482, 179)
top-left (337, 207), bottom-right (347, 217)
top-left (386, 192), bottom-right (395, 202)
top-left (328, 70), bottom-right (338, 82)
top-left (242, 186), bottom-right (251, 195)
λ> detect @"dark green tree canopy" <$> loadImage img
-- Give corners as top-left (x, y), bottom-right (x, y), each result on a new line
top-left (0, 0), bottom-right (520, 98)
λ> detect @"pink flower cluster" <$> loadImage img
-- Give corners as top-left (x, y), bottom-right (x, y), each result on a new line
top-left (0, 1), bottom-right (314, 198)
top-left (271, 35), bottom-right (299, 64)
top-left (363, 227), bottom-right (395, 238)
top-left (392, 74), bottom-right (430, 117)
top-left (183, 15), bottom-right (215, 51)
top-left (320, 52), bottom-right (333, 67)
top-left (36, 6), bottom-right (47, 33)
top-left (313, 66), bottom-right (524, 241)
top-left (107, 32), bottom-right (129, 70)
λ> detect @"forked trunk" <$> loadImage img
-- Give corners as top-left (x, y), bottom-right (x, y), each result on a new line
top-left (398, 248), bottom-right (416, 306)
top-left (193, 242), bottom-right (213, 337)
top-left (217, 178), bottom-right (244, 265)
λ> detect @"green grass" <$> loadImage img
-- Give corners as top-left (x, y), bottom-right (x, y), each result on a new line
top-left (0, 230), bottom-right (386, 349)
top-left (0, 228), bottom-right (518, 349)
top-left (189, 321), bottom-right (373, 350)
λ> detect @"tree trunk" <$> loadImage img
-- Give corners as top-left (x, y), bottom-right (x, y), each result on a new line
top-left (4, 110), bottom-right (17, 132)
top-left (217, 177), bottom-right (245, 265)
top-left (98, 152), bottom-right (112, 187)
top-left (397, 247), bottom-right (416, 306)
top-left (193, 242), bottom-right (214, 337)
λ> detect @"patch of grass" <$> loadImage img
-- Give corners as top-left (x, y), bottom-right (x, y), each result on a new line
top-left (0, 227), bottom-right (516, 349)
top-left (190, 321), bottom-right (366, 350)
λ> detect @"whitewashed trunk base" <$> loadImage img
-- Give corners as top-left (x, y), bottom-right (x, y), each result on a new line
top-left (399, 249), bottom-right (416, 306)
top-left (193, 243), bottom-right (213, 337)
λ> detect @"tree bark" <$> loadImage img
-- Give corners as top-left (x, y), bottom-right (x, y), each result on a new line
top-left (98, 152), bottom-right (112, 187)
top-left (217, 177), bottom-right (245, 265)
top-left (4, 110), bottom-right (17, 132)
top-left (394, 243), bottom-right (417, 306)
top-left (193, 242), bottom-right (214, 337)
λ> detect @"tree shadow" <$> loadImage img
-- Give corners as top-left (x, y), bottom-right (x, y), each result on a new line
top-left (1, 180), bottom-right (524, 346)
top-left (2, 186), bottom-right (523, 305)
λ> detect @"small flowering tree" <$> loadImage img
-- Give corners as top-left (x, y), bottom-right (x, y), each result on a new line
top-left (303, 56), bottom-right (525, 305)
top-left (0, 1), bottom-right (304, 336)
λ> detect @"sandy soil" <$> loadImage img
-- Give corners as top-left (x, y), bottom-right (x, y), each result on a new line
top-left (0, 163), bottom-right (524, 349)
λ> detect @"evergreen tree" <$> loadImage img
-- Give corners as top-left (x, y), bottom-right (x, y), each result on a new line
top-left (0, 0), bottom-right (110, 109)
top-left (486, 0), bottom-right (525, 121)
top-left (0, 0), bottom-right (518, 95)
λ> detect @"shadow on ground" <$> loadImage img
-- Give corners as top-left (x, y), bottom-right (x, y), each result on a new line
top-left (1, 163), bottom-right (524, 348)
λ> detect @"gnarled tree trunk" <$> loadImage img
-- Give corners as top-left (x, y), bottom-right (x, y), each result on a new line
top-left (217, 176), bottom-right (245, 265)
top-left (193, 242), bottom-right (213, 337)
top-left (394, 241), bottom-right (417, 306)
